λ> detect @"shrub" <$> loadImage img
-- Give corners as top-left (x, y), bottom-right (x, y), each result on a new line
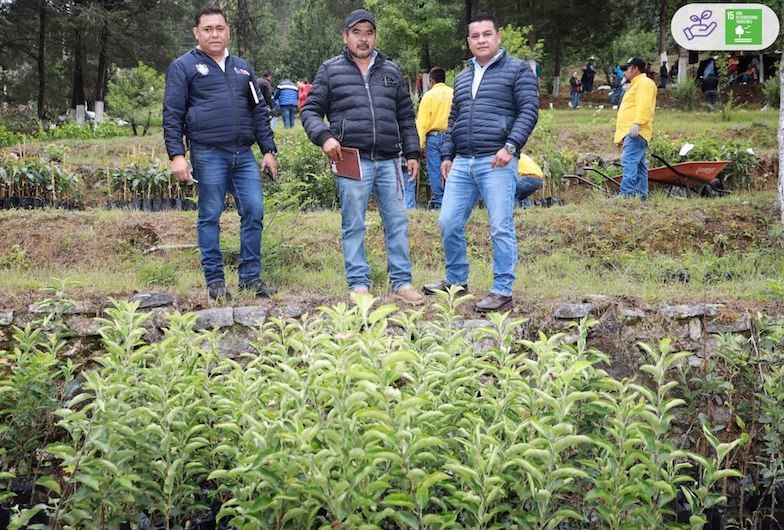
top-left (46, 120), bottom-right (130, 141)
top-left (762, 75), bottom-right (780, 109)
top-left (670, 79), bottom-right (697, 111)
top-left (527, 111), bottom-right (578, 193)
top-left (105, 62), bottom-right (166, 136)
top-left (270, 132), bottom-right (337, 210)
top-left (7, 294), bottom-right (770, 529)
top-left (0, 126), bottom-right (25, 148)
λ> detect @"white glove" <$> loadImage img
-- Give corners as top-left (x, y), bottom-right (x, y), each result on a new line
top-left (629, 123), bottom-right (640, 138)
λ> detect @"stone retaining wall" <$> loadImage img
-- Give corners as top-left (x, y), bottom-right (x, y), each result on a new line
top-left (1, 293), bottom-right (776, 367)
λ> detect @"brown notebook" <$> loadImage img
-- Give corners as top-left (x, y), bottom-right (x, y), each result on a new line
top-left (330, 147), bottom-right (363, 180)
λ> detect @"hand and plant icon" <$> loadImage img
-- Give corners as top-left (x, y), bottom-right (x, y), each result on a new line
top-left (684, 9), bottom-right (717, 40)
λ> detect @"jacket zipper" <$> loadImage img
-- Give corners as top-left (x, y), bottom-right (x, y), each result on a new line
top-left (364, 67), bottom-right (377, 160)
top-left (220, 56), bottom-right (240, 147)
top-left (467, 55), bottom-right (503, 158)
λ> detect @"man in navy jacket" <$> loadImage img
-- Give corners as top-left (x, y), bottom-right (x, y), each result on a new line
top-left (302, 9), bottom-right (424, 306)
top-left (423, 12), bottom-right (538, 312)
top-left (163, 5), bottom-right (278, 301)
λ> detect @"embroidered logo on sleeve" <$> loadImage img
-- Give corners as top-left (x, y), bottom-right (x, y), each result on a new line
top-left (382, 75), bottom-right (398, 87)
top-left (234, 67), bottom-right (251, 76)
top-left (196, 63), bottom-right (209, 76)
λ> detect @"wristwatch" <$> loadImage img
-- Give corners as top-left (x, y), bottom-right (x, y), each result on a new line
top-left (504, 142), bottom-right (517, 155)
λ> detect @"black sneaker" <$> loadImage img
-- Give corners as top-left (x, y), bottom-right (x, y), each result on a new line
top-left (239, 280), bottom-right (278, 298)
top-left (207, 281), bottom-right (231, 301)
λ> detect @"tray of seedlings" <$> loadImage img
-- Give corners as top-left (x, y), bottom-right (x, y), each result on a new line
top-left (104, 161), bottom-right (198, 211)
top-left (0, 154), bottom-right (83, 210)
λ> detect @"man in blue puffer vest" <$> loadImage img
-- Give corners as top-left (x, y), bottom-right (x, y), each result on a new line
top-left (273, 76), bottom-right (299, 128)
top-left (163, 5), bottom-right (278, 302)
top-left (302, 9), bottom-right (424, 306)
top-left (423, 12), bottom-right (539, 312)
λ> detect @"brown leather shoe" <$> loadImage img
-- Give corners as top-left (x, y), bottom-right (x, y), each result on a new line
top-left (422, 281), bottom-right (468, 295)
top-left (475, 293), bottom-right (513, 312)
top-left (394, 285), bottom-right (425, 306)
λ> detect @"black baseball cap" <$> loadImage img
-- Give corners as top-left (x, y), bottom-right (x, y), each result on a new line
top-left (344, 9), bottom-right (376, 30)
top-left (621, 56), bottom-right (646, 71)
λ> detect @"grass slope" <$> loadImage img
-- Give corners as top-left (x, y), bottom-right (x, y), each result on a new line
top-left (0, 192), bottom-right (781, 315)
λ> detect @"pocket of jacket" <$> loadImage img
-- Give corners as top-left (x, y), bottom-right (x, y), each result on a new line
top-left (501, 117), bottom-right (509, 136)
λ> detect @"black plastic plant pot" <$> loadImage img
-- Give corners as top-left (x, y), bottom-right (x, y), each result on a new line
top-left (18, 197), bottom-right (33, 209)
top-left (142, 198), bottom-right (152, 211)
top-left (152, 198), bottom-right (163, 212)
top-left (32, 197), bottom-right (45, 209)
top-left (183, 198), bottom-right (198, 211)
top-left (1, 197), bottom-right (13, 209)
top-left (131, 198), bottom-right (142, 210)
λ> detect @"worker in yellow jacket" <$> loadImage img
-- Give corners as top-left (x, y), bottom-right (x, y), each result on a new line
top-left (515, 154), bottom-right (543, 208)
top-left (614, 56), bottom-right (657, 199)
top-left (416, 66), bottom-right (453, 209)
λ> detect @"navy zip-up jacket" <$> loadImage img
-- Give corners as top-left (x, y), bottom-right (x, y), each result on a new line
top-left (301, 48), bottom-right (420, 161)
top-left (442, 49), bottom-right (538, 160)
top-left (163, 49), bottom-right (276, 159)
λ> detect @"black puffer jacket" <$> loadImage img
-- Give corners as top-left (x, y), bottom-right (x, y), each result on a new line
top-left (442, 49), bottom-right (539, 160)
top-left (302, 49), bottom-right (420, 161)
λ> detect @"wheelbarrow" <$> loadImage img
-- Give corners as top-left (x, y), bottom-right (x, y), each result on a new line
top-left (565, 154), bottom-right (731, 198)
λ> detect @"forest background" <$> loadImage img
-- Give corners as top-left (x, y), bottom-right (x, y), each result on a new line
top-left (2, 0), bottom-right (782, 123)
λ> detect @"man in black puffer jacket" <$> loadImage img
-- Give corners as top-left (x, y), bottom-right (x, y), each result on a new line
top-left (302, 9), bottom-right (424, 306)
top-left (163, 5), bottom-right (278, 302)
top-left (423, 12), bottom-right (539, 313)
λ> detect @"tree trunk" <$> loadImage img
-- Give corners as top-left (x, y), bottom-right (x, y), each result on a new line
top-left (71, 27), bottom-right (85, 122)
top-left (235, 0), bottom-right (248, 58)
top-left (94, 15), bottom-right (110, 122)
top-left (677, 46), bottom-right (687, 84)
top-left (463, 0), bottom-right (473, 60)
top-left (551, 31), bottom-right (562, 97)
top-left (657, 0), bottom-right (668, 69)
top-left (527, 0), bottom-right (537, 49)
top-left (36, 0), bottom-right (46, 120)
top-left (778, 3), bottom-right (784, 225)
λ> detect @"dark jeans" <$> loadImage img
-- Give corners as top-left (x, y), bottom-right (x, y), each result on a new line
top-left (280, 105), bottom-right (297, 128)
top-left (703, 90), bottom-right (718, 107)
top-left (190, 144), bottom-right (265, 285)
top-left (515, 176), bottom-right (543, 208)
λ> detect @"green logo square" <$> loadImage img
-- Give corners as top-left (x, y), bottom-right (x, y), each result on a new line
top-left (726, 9), bottom-right (762, 45)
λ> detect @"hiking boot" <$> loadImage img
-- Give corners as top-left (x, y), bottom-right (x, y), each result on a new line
top-left (475, 293), bottom-right (513, 313)
top-left (422, 280), bottom-right (468, 295)
top-left (207, 281), bottom-right (231, 301)
top-left (393, 285), bottom-right (425, 306)
top-left (239, 280), bottom-right (278, 298)
top-left (349, 285), bottom-right (370, 303)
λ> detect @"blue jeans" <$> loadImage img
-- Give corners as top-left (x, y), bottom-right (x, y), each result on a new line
top-left (280, 105), bottom-right (297, 128)
top-left (337, 158), bottom-right (413, 291)
top-left (439, 155), bottom-right (517, 296)
top-left (403, 169), bottom-right (416, 209)
top-left (571, 91), bottom-right (580, 109)
top-left (620, 135), bottom-right (648, 199)
top-left (190, 144), bottom-right (264, 285)
top-left (425, 133), bottom-right (445, 208)
top-left (515, 176), bottom-right (543, 208)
